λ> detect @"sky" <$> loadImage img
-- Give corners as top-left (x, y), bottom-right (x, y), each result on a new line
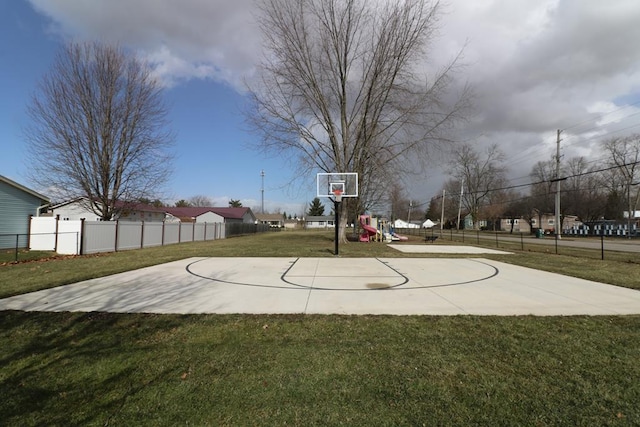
top-left (2, 0), bottom-right (640, 217)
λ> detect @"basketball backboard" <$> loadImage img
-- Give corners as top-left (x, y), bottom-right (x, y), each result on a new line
top-left (316, 173), bottom-right (358, 199)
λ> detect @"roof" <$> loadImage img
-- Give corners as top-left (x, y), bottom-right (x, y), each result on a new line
top-left (0, 174), bottom-right (49, 203)
top-left (306, 215), bottom-right (334, 221)
top-left (255, 213), bottom-right (285, 222)
top-left (50, 197), bottom-right (165, 213)
top-left (164, 206), bottom-right (252, 220)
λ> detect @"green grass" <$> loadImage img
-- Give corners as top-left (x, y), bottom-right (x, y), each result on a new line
top-left (1, 312), bottom-right (639, 426)
top-left (0, 249), bottom-right (57, 265)
top-left (2, 231), bottom-right (640, 425)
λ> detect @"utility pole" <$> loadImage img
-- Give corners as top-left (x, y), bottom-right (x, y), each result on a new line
top-left (407, 200), bottom-right (413, 224)
top-left (456, 179), bottom-right (464, 230)
top-left (260, 170), bottom-right (265, 214)
top-left (440, 189), bottom-right (445, 231)
top-left (555, 130), bottom-right (562, 239)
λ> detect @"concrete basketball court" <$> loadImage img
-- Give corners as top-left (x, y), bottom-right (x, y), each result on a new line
top-left (2, 249), bottom-right (640, 315)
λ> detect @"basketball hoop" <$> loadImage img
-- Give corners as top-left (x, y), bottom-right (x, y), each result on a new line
top-left (332, 188), bottom-right (343, 203)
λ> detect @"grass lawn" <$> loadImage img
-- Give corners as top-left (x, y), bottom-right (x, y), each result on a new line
top-left (1, 231), bottom-right (640, 425)
top-left (2, 312), bottom-right (639, 426)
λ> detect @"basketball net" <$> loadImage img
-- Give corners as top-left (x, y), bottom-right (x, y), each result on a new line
top-left (332, 189), bottom-right (343, 203)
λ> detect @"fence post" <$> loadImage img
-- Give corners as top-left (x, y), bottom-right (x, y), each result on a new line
top-left (140, 221), bottom-right (145, 249)
top-left (193, 221), bottom-right (196, 242)
top-left (79, 218), bottom-right (85, 255)
top-left (162, 220), bottom-right (165, 246)
top-left (115, 220), bottom-right (120, 252)
top-left (204, 222), bottom-right (207, 241)
top-left (54, 215), bottom-right (60, 252)
top-left (601, 234), bottom-right (604, 261)
top-left (27, 214), bottom-right (33, 250)
top-left (14, 234), bottom-right (19, 262)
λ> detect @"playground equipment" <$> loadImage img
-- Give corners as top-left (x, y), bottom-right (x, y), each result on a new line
top-left (358, 215), bottom-right (408, 242)
top-left (359, 215), bottom-right (380, 242)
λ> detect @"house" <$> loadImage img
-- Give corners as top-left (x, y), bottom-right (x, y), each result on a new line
top-left (255, 213), bottom-right (285, 228)
top-left (0, 175), bottom-right (50, 249)
top-left (305, 215), bottom-right (335, 229)
top-left (284, 218), bottom-right (302, 229)
top-left (163, 207), bottom-right (256, 224)
top-left (501, 214), bottom-right (582, 234)
top-left (47, 197), bottom-right (166, 222)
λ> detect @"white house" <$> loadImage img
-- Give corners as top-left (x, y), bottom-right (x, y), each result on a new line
top-left (47, 197), bottom-right (165, 222)
top-left (305, 215), bottom-right (335, 228)
top-left (163, 207), bottom-right (256, 224)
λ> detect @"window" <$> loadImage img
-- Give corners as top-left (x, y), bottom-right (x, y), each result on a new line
top-left (548, 219), bottom-right (555, 225)
top-left (318, 221), bottom-right (325, 225)
top-left (531, 219), bottom-right (537, 225)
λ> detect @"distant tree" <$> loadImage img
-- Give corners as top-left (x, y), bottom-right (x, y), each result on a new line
top-left (229, 199), bottom-right (243, 208)
top-left (175, 199), bottom-right (190, 207)
top-left (563, 156), bottom-right (606, 223)
top-left (307, 198), bottom-right (325, 216)
top-left (425, 196), bottom-right (440, 221)
top-left (188, 195), bottom-right (212, 207)
top-left (283, 211), bottom-right (287, 220)
top-left (389, 183), bottom-right (411, 222)
top-left (529, 158), bottom-right (556, 227)
top-left (433, 180), bottom-right (460, 227)
top-left (503, 194), bottom-right (537, 233)
top-left (602, 135), bottom-right (640, 232)
top-left (25, 41), bottom-right (174, 221)
top-left (138, 197), bottom-right (164, 208)
top-left (449, 143), bottom-right (507, 229)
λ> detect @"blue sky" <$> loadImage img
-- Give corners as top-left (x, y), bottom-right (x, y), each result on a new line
top-left (2, 1), bottom-right (640, 217)
top-left (0, 1), bottom-right (308, 215)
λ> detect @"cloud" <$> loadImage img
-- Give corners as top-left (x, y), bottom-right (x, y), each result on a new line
top-left (427, 0), bottom-right (640, 178)
top-left (28, 0), bottom-right (260, 89)
top-left (27, 0), bottom-right (640, 199)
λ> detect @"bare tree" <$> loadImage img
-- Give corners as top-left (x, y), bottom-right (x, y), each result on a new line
top-left (188, 195), bottom-right (213, 207)
top-left (449, 143), bottom-right (507, 229)
top-left (229, 199), bottom-right (243, 208)
top-left (563, 156), bottom-right (606, 223)
top-left (389, 182), bottom-right (411, 222)
top-left (248, 0), bottom-right (468, 240)
top-left (436, 179), bottom-right (463, 228)
top-left (529, 158), bottom-right (556, 228)
top-left (25, 42), bottom-right (174, 220)
top-left (602, 134), bottom-right (640, 235)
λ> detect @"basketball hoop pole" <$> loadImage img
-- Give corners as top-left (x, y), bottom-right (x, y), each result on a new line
top-left (332, 190), bottom-right (342, 255)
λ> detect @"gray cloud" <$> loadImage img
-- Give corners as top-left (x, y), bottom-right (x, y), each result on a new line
top-left (27, 0), bottom-right (640, 199)
top-left (28, 0), bottom-right (261, 88)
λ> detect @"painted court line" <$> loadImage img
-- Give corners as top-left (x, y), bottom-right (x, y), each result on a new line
top-left (2, 257), bottom-right (640, 315)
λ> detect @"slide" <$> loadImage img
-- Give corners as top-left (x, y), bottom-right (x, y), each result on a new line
top-left (359, 215), bottom-right (379, 242)
top-left (391, 232), bottom-right (409, 241)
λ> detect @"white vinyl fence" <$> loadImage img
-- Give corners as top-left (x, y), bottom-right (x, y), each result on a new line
top-left (29, 217), bottom-right (226, 255)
